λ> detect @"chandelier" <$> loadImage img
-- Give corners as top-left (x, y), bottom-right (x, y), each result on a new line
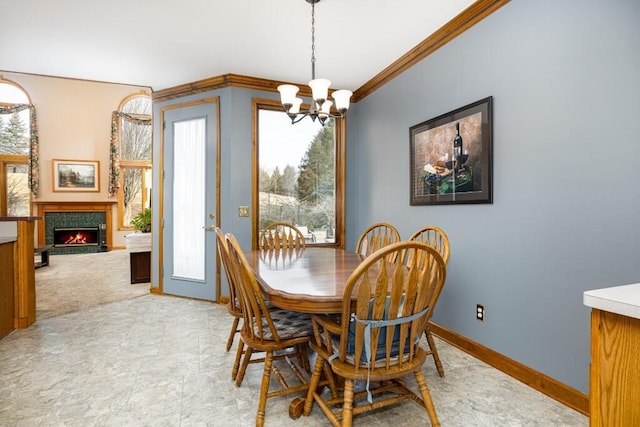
top-left (277, 0), bottom-right (352, 125)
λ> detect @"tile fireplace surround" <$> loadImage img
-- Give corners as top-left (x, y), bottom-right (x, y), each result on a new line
top-left (33, 201), bottom-right (116, 253)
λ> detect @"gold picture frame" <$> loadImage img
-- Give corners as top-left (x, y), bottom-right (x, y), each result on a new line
top-left (52, 159), bottom-right (100, 192)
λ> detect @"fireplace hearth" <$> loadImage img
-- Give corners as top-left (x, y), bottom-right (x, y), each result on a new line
top-left (53, 227), bottom-right (99, 247)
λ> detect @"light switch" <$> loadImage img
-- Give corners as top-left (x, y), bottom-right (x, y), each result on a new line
top-left (238, 206), bottom-right (249, 217)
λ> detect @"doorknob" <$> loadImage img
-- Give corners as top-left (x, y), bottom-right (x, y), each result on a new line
top-left (209, 213), bottom-right (215, 220)
top-left (203, 225), bottom-right (216, 231)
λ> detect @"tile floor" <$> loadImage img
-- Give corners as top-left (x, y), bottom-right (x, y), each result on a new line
top-left (0, 295), bottom-right (588, 426)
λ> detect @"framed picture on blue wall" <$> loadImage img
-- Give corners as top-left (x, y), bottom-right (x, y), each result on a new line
top-left (409, 96), bottom-right (493, 205)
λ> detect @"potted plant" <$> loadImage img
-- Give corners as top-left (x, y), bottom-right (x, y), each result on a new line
top-left (130, 207), bottom-right (152, 233)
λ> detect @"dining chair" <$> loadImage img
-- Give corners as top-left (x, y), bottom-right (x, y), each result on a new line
top-left (225, 232), bottom-right (314, 427)
top-left (259, 222), bottom-right (307, 250)
top-left (303, 240), bottom-right (447, 427)
top-left (354, 222), bottom-right (401, 258)
top-left (409, 225), bottom-right (450, 377)
top-left (215, 227), bottom-right (242, 353)
top-left (216, 226), bottom-right (258, 384)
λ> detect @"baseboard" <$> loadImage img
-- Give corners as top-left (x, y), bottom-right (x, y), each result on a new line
top-left (429, 321), bottom-right (589, 416)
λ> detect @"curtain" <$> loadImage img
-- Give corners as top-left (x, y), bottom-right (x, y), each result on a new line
top-left (0, 104), bottom-right (39, 198)
top-left (108, 111), bottom-right (152, 198)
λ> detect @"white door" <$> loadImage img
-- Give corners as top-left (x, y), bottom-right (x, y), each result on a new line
top-left (162, 102), bottom-right (217, 300)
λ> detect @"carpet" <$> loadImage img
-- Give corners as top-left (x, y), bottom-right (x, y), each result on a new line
top-left (35, 250), bottom-right (150, 320)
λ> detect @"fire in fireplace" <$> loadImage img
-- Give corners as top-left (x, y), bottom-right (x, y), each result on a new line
top-left (53, 227), bottom-right (99, 247)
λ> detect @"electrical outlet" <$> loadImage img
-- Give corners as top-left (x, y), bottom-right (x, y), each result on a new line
top-left (476, 304), bottom-right (485, 322)
top-left (238, 206), bottom-right (249, 217)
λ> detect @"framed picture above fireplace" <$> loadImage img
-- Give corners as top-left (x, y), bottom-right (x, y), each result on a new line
top-left (52, 159), bottom-right (100, 192)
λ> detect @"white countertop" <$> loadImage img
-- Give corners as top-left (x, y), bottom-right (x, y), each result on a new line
top-left (584, 283), bottom-right (640, 320)
top-left (0, 221), bottom-right (17, 244)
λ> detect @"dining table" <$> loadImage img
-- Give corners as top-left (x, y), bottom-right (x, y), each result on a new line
top-left (244, 246), bottom-right (365, 314)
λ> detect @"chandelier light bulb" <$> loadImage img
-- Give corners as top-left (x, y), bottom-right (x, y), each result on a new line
top-left (289, 98), bottom-right (303, 114)
top-left (308, 78), bottom-right (331, 105)
top-left (319, 100), bottom-right (333, 118)
top-left (331, 89), bottom-right (353, 113)
top-left (277, 84), bottom-right (300, 108)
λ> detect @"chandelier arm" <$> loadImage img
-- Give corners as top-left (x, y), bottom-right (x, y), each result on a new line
top-left (289, 113), bottom-right (310, 125)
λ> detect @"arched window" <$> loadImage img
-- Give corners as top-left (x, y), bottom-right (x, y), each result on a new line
top-left (112, 93), bottom-right (152, 229)
top-left (0, 78), bottom-right (32, 216)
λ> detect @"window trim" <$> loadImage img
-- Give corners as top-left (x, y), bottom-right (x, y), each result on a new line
top-left (115, 93), bottom-right (152, 231)
top-left (251, 98), bottom-right (345, 250)
top-left (0, 154), bottom-right (29, 216)
top-left (0, 78), bottom-right (32, 216)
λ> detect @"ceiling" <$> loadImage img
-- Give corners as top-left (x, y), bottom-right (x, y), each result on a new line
top-left (1, 0), bottom-right (476, 92)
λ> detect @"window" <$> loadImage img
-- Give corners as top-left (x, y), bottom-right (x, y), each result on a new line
top-left (116, 94), bottom-right (152, 229)
top-left (253, 99), bottom-right (345, 248)
top-left (0, 79), bottom-right (30, 216)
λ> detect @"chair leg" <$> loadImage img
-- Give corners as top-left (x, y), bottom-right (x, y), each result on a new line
top-left (232, 339), bottom-right (245, 381)
top-left (236, 345), bottom-right (253, 387)
top-left (256, 350), bottom-right (274, 427)
top-left (342, 379), bottom-right (355, 427)
top-left (226, 316), bottom-right (240, 351)
top-left (303, 353), bottom-right (326, 416)
top-left (414, 370), bottom-right (440, 427)
top-left (425, 330), bottom-right (445, 377)
top-left (295, 343), bottom-right (310, 372)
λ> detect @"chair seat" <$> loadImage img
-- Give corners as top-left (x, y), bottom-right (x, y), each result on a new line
top-left (330, 346), bottom-right (427, 380)
top-left (330, 336), bottom-right (416, 369)
top-left (253, 309), bottom-right (314, 341)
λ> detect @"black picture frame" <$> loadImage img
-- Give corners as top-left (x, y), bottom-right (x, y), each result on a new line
top-left (410, 96), bottom-right (493, 205)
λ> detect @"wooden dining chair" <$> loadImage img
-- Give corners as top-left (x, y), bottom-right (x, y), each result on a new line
top-left (409, 225), bottom-right (450, 377)
top-left (354, 222), bottom-right (400, 258)
top-left (215, 227), bottom-right (242, 353)
top-left (259, 222), bottom-right (307, 250)
top-left (225, 232), bottom-right (314, 427)
top-left (303, 240), bottom-right (446, 427)
top-left (216, 226), bottom-right (260, 385)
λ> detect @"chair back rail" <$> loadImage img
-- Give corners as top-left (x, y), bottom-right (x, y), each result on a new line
top-left (259, 221), bottom-right (307, 250)
top-left (355, 222), bottom-right (401, 258)
top-left (408, 225), bottom-right (450, 265)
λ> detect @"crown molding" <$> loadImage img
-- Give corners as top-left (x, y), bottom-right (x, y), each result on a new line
top-left (152, 0), bottom-right (510, 104)
top-left (353, 0), bottom-right (510, 102)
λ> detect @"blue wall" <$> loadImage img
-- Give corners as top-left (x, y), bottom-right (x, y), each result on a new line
top-left (346, 0), bottom-right (640, 394)
top-left (152, 87), bottom-right (282, 297)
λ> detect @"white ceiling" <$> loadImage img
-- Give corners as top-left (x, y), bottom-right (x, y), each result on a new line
top-left (1, 0), bottom-right (475, 92)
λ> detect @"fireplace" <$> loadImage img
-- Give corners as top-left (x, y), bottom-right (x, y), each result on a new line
top-left (35, 201), bottom-right (116, 254)
top-left (53, 227), bottom-right (99, 247)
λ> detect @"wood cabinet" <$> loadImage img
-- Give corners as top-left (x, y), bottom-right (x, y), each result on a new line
top-left (585, 284), bottom-right (640, 426)
top-left (589, 309), bottom-right (640, 426)
top-left (0, 217), bottom-right (40, 339)
top-left (130, 251), bottom-right (151, 284)
top-left (0, 242), bottom-right (15, 339)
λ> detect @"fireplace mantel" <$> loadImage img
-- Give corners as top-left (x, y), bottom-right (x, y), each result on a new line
top-left (33, 201), bottom-right (117, 249)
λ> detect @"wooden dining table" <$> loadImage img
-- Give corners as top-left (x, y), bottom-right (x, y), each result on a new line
top-left (244, 247), bottom-right (365, 314)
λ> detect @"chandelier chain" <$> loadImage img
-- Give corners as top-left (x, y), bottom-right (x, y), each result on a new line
top-left (311, 1), bottom-right (316, 80)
